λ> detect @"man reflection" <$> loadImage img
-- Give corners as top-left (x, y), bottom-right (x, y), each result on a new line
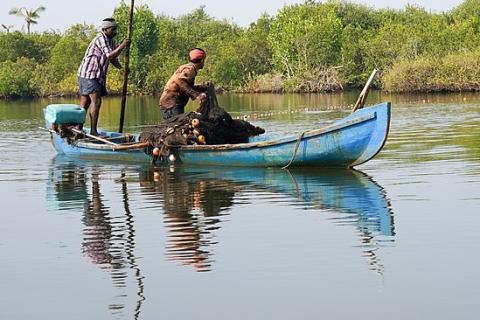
top-left (49, 159), bottom-right (135, 316)
top-left (81, 169), bottom-right (145, 318)
top-left (82, 172), bottom-right (112, 264)
top-left (140, 168), bottom-right (234, 272)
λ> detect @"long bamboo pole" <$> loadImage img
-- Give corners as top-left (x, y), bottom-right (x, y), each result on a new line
top-left (118, 0), bottom-right (135, 133)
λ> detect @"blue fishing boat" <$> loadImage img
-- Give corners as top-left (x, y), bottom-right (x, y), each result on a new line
top-left (44, 101), bottom-right (391, 168)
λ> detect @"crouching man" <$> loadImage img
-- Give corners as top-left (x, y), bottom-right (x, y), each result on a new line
top-left (159, 48), bottom-right (209, 120)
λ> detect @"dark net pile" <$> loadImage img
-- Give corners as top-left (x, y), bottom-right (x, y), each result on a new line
top-left (139, 84), bottom-right (265, 160)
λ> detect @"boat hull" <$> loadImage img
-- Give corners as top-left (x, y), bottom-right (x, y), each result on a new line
top-left (47, 102), bottom-right (391, 168)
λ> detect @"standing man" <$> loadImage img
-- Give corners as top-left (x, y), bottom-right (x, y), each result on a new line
top-left (77, 18), bottom-right (130, 136)
top-left (159, 48), bottom-right (208, 120)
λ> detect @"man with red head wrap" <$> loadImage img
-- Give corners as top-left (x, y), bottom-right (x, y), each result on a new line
top-left (159, 48), bottom-right (209, 120)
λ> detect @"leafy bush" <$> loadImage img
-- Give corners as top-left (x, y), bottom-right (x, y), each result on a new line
top-left (0, 57), bottom-right (37, 97)
top-left (243, 73), bottom-right (284, 93)
top-left (285, 68), bottom-right (343, 92)
top-left (268, 2), bottom-right (342, 77)
top-left (383, 50), bottom-right (480, 92)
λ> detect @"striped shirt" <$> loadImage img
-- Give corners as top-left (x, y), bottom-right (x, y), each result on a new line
top-left (77, 32), bottom-right (116, 83)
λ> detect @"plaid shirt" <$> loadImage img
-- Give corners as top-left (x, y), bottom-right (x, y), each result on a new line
top-left (77, 32), bottom-right (116, 83)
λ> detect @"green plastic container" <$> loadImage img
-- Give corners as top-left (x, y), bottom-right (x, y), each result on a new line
top-left (44, 104), bottom-right (86, 125)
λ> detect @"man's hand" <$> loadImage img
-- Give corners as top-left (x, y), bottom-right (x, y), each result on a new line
top-left (197, 92), bottom-right (207, 104)
top-left (108, 38), bottom-right (131, 59)
top-left (121, 38), bottom-right (131, 48)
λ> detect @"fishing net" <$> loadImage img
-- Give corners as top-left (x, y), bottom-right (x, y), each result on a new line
top-left (139, 84), bottom-right (265, 161)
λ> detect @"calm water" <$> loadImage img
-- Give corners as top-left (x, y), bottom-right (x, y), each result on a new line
top-left (1, 92), bottom-right (479, 320)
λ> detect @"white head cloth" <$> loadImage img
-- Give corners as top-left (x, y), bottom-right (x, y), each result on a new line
top-left (101, 20), bottom-right (118, 30)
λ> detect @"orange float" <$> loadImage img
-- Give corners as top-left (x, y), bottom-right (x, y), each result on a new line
top-left (191, 118), bottom-right (200, 128)
top-left (197, 135), bottom-right (206, 145)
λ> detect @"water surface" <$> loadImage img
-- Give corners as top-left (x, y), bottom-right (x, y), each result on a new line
top-left (1, 92), bottom-right (479, 319)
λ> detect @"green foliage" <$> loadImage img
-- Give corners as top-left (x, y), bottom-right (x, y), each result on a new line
top-left (383, 50), bottom-right (480, 92)
top-left (451, 0), bottom-right (480, 20)
top-left (243, 73), bottom-right (284, 93)
top-left (0, 57), bottom-right (37, 97)
top-left (268, 2), bottom-right (343, 77)
top-left (113, 2), bottom-right (159, 91)
top-left (235, 14), bottom-right (274, 78)
top-left (143, 52), bottom-right (184, 94)
top-left (4, 0), bottom-right (480, 98)
top-left (0, 31), bottom-right (60, 63)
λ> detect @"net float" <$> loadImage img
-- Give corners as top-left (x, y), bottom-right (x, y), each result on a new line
top-left (197, 135), bottom-right (206, 144)
top-left (152, 147), bottom-right (160, 156)
top-left (169, 154), bottom-right (176, 162)
top-left (191, 118), bottom-right (200, 128)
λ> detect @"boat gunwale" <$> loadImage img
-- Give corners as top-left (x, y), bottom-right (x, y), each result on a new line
top-left (70, 112), bottom-right (377, 152)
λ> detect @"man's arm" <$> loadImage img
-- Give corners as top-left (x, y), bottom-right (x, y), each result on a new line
top-left (111, 58), bottom-right (122, 70)
top-left (106, 38), bottom-right (130, 60)
top-left (176, 67), bottom-right (203, 100)
top-left (193, 82), bottom-right (209, 92)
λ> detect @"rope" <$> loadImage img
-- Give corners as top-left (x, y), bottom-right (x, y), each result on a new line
top-left (282, 130), bottom-right (307, 169)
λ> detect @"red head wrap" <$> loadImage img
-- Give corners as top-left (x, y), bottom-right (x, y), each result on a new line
top-left (189, 48), bottom-right (206, 61)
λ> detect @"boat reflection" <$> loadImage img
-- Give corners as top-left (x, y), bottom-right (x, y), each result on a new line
top-left (47, 155), bottom-right (395, 314)
top-left (138, 165), bottom-right (395, 274)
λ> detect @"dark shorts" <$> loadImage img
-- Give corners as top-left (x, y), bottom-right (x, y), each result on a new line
top-left (161, 105), bottom-right (185, 120)
top-left (78, 77), bottom-right (107, 96)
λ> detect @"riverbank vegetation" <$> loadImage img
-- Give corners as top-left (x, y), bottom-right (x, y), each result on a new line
top-left (2, 0), bottom-right (480, 98)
